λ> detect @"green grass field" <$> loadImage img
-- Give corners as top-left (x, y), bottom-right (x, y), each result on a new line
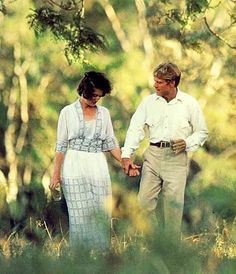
top-left (1, 216), bottom-right (236, 274)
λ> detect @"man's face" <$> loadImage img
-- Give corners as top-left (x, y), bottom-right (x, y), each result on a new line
top-left (153, 76), bottom-right (175, 97)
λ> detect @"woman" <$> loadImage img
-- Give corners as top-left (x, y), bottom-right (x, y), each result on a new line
top-left (49, 71), bottom-right (122, 251)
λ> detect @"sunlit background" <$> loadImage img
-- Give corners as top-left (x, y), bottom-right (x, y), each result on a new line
top-left (0, 0), bottom-right (236, 272)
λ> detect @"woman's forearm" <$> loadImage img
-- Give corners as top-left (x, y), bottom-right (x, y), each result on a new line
top-left (50, 152), bottom-right (65, 189)
top-left (53, 152), bottom-right (65, 176)
top-left (109, 147), bottom-right (122, 164)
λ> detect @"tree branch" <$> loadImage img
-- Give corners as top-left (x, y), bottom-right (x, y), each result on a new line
top-left (135, 0), bottom-right (154, 69)
top-left (99, 0), bottom-right (131, 52)
top-left (13, 43), bottom-right (30, 154)
top-left (204, 17), bottom-right (236, 50)
top-left (47, 0), bottom-right (79, 11)
top-left (0, 169), bottom-right (7, 190)
top-left (4, 43), bottom-right (24, 202)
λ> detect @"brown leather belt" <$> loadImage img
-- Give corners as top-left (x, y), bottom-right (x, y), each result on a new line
top-left (150, 141), bottom-right (171, 148)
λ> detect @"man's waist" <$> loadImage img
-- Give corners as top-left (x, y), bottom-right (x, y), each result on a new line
top-left (150, 141), bottom-right (171, 148)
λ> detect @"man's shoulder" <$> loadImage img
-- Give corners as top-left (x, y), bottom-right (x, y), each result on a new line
top-left (178, 90), bottom-right (198, 104)
top-left (141, 93), bottom-right (156, 103)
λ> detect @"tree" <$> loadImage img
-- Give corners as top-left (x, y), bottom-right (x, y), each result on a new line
top-left (1, 0), bottom-right (106, 64)
top-left (145, 0), bottom-right (236, 51)
top-left (0, 1), bottom-right (81, 231)
top-left (1, 0), bottom-right (235, 63)
top-left (0, 0), bottom-right (236, 237)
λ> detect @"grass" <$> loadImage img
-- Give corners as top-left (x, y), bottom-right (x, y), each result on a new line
top-left (1, 217), bottom-right (236, 274)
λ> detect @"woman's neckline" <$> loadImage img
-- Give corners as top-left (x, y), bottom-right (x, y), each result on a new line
top-left (84, 119), bottom-right (96, 123)
top-left (78, 99), bottom-right (98, 121)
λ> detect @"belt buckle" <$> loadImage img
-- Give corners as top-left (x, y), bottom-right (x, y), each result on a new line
top-left (160, 141), bottom-right (165, 148)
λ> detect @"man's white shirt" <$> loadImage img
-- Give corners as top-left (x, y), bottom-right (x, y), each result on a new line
top-left (121, 90), bottom-right (208, 158)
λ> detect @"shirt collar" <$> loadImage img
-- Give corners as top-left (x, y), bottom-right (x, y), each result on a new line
top-left (154, 88), bottom-right (184, 103)
top-left (175, 89), bottom-right (185, 102)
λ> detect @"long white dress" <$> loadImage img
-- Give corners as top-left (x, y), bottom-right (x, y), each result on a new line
top-left (55, 99), bottom-right (118, 250)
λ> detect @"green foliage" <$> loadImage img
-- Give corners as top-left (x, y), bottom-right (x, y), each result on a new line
top-left (0, 227), bottom-right (236, 273)
top-left (186, 0), bottom-right (209, 16)
top-left (28, 7), bottom-right (64, 38)
top-left (27, 3), bottom-right (106, 64)
top-left (0, 0), bottom-right (6, 14)
top-left (146, 0), bottom-right (235, 51)
top-left (201, 185), bottom-right (236, 220)
top-left (0, 1), bottom-right (236, 272)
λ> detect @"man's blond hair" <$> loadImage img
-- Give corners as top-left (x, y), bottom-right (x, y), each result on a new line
top-left (153, 62), bottom-right (181, 87)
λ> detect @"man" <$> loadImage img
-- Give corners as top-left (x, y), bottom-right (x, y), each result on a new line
top-left (121, 62), bottom-right (208, 239)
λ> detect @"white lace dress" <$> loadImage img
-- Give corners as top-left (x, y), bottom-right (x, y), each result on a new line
top-left (55, 99), bottom-right (118, 250)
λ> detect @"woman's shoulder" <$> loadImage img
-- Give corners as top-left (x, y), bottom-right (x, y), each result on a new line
top-left (60, 101), bottom-right (77, 115)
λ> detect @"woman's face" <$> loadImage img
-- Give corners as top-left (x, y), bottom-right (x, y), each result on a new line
top-left (83, 88), bottom-right (103, 106)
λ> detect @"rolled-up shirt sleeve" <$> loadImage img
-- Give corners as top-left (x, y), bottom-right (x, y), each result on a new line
top-left (121, 99), bottom-right (146, 158)
top-left (55, 109), bottom-right (68, 153)
top-left (185, 100), bottom-right (208, 151)
top-left (102, 109), bottom-right (119, 151)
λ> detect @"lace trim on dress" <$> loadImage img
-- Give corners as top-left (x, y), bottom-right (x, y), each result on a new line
top-left (55, 140), bottom-right (68, 152)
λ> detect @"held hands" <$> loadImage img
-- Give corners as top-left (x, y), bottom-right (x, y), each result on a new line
top-left (128, 167), bottom-right (140, 177)
top-left (171, 139), bottom-right (186, 154)
top-left (122, 158), bottom-right (141, 177)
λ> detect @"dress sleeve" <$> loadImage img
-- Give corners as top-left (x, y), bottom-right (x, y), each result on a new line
top-left (102, 109), bottom-right (119, 151)
top-left (55, 108), bottom-right (68, 153)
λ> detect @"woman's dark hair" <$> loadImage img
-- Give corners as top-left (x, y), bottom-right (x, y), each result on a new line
top-left (77, 71), bottom-right (112, 99)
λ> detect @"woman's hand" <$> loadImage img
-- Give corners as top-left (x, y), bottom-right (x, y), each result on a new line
top-left (122, 158), bottom-right (141, 176)
top-left (49, 174), bottom-right (61, 190)
top-left (50, 152), bottom-right (64, 190)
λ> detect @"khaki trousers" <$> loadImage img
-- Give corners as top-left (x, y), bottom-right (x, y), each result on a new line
top-left (138, 145), bottom-right (188, 238)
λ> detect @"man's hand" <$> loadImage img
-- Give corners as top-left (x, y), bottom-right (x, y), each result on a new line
top-left (128, 167), bottom-right (140, 177)
top-left (122, 158), bottom-right (141, 176)
top-left (171, 139), bottom-right (186, 154)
